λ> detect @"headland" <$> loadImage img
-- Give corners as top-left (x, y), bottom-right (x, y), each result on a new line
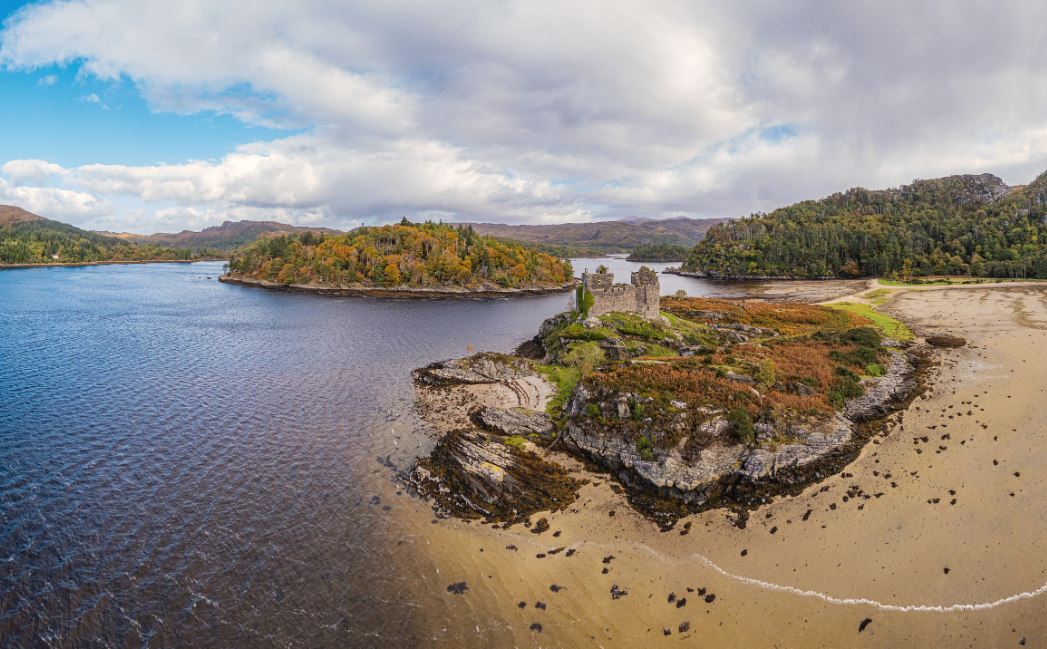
top-left (395, 275), bottom-right (1047, 646)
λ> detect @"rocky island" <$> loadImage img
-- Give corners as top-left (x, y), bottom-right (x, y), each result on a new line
top-left (219, 219), bottom-right (578, 297)
top-left (406, 268), bottom-right (929, 529)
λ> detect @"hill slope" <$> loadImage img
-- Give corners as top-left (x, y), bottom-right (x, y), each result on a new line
top-left (683, 171), bottom-right (1047, 279)
top-left (463, 217), bottom-right (732, 255)
top-left (0, 207), bottom-right (224, 264)
top-left (94, 220), bottom-right (343, 253)
top-left (0, 205), bottom-right (47, 226)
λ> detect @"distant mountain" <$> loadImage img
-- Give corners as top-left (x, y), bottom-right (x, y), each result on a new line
top-left (462, 217), bottom-right (733, 255)
top-left (93, 220), bottom-right (343, 252)
top-left (0, 205), bottom-right (48, 226)
top-left (0, 207), bottom-right (223, 264)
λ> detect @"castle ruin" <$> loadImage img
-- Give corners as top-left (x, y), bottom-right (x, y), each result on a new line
top-left (581, 267), bottom-right (660, 321)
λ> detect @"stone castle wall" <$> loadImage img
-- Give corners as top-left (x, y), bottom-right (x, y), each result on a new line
top-left (582, 268), bottom-right (660, 320)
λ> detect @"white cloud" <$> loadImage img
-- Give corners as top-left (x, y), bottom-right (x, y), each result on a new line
top-left (2, 159), bottom-right (68, 186)
top-left (3, 0), bottom-right (1047, 232)
top-left (37, 73), bottom-right (56, 86)
top-left (0, 177), bottom-right (113, 221)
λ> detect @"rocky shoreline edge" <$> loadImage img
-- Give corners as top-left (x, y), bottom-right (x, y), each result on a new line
top-left (662, 268), bottom-right (838, 281)
top-left (219, 273), bottom-right (579, 298)
top-left (403, 323), bottom-right (932, 531)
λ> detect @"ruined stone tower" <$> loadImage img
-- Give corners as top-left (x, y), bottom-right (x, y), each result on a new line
top-left (581, 267), bottom-right (660, 321)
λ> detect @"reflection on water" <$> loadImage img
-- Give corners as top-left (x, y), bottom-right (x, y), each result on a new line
top-left (0, 261), bottom-right (849, 647)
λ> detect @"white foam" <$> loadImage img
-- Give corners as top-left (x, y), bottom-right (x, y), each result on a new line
top-left (695, 554), bottom-right (1047, 612)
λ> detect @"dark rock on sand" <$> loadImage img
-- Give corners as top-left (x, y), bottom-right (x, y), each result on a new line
top-left (406, 428), bottom-right (583, 523)
top-left (413, 353), bottom-right (536, 386)
top-left (472, 406), bottom-right (555, 442)
top-left (447, 582), bottom-right (468, 595)
top-left (926, 336), bottom-right (966, 348)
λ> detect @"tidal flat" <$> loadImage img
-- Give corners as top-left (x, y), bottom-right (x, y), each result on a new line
top-left (394, 285), bottom-right (1047, 647)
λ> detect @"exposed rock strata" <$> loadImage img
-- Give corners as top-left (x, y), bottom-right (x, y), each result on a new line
top-left (471, 406), bottom-right (555, 442)
top-left (413, 354), bottom-right (535, 386)
top-left (405, 429), bottom-right (583, 522)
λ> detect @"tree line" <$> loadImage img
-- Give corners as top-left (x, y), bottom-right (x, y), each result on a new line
top-left (228, 218), bottom-right (574, 288)
top-left (0, 219), bottom-right (223, 264)
top-left (683, 170), bottom-right (1047, 279)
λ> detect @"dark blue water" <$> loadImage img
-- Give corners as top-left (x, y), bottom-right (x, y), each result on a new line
top-left (0, 262), bottom-right (591, 648)
top-left (0, 260), bottom-right (803, 647)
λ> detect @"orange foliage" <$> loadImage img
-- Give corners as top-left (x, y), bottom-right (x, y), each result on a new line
top-left (662, 297), bottom-right (871, 335)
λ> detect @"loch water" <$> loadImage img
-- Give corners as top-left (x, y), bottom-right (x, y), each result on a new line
top-left (0, 260), bottom-right (812, 647)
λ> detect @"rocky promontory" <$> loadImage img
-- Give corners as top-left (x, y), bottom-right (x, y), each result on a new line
top-left (405, 296), bottom-right (926, 527)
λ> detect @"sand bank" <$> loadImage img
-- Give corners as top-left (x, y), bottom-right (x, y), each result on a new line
top-left (390, 286), bottom-right (1047, 647)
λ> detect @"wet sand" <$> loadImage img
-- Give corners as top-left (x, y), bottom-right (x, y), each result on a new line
top-left (698, 278), bottom-right (870, 304)
top-left (391, 286), bottom-right (1047, 647)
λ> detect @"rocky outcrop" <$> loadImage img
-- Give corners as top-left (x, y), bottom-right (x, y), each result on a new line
top-left (844, 351), bottom-right (915, 421)
top-left (413, 353), bottom-right (535, 386)
top-left (405, 429), bottom-right (584, 522)
top-left (722, 323), bottom-right (778, 337)
top-left (560, 350), bottom-right (918, 507)
top-left (472, 406), bottom-right (555, 442)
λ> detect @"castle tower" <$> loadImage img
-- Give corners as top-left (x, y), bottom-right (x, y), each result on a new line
top-left (581, 267), bottom-right (660, 321)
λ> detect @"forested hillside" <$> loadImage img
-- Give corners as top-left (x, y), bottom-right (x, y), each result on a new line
top-left (626, 242), bottom-right (692, 262)
top-left (228, 219), bottom-right (574, 288)
top-left (466, 217), bottom-right (731, 255)
top-left (0, 209), bottom-right (223, 264)
top-left (683, 171), bottom-right (1047, 279)
top-left (95, 220), bottom-right (342, 252)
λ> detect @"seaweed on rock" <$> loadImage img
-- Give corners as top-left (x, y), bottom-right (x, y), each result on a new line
top-left (406, 429), bottom-right (585, 524)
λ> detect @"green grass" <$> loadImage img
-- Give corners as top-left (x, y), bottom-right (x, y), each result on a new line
top-left (535, 364), bottom-right (583, 416)
top-left (503, 435), bottom-right (528, 450)
top-left (830, 302), bottom-right (913, 342)
top-left (637, 342), bottom-right (677, 358)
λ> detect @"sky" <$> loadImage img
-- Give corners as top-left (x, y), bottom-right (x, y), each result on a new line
top-left (1, 1), bottom-right (1047, 234)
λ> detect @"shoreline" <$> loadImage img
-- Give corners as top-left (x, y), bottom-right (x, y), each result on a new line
top-left (219, 273), bottom-right (580, 298)
top-left (0, 259), bottom-right (225, 271)
top-left (392, 284), bottom-right (1047, 646)
top-left (664, 268), bottom-right (838, 281)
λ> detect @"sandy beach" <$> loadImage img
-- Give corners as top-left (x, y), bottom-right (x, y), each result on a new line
top-left (389, 284), bottom-right (1047, 647)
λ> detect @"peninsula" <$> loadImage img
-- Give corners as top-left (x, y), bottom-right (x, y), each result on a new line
top-left (406, 269), bottom-right (927, 529)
